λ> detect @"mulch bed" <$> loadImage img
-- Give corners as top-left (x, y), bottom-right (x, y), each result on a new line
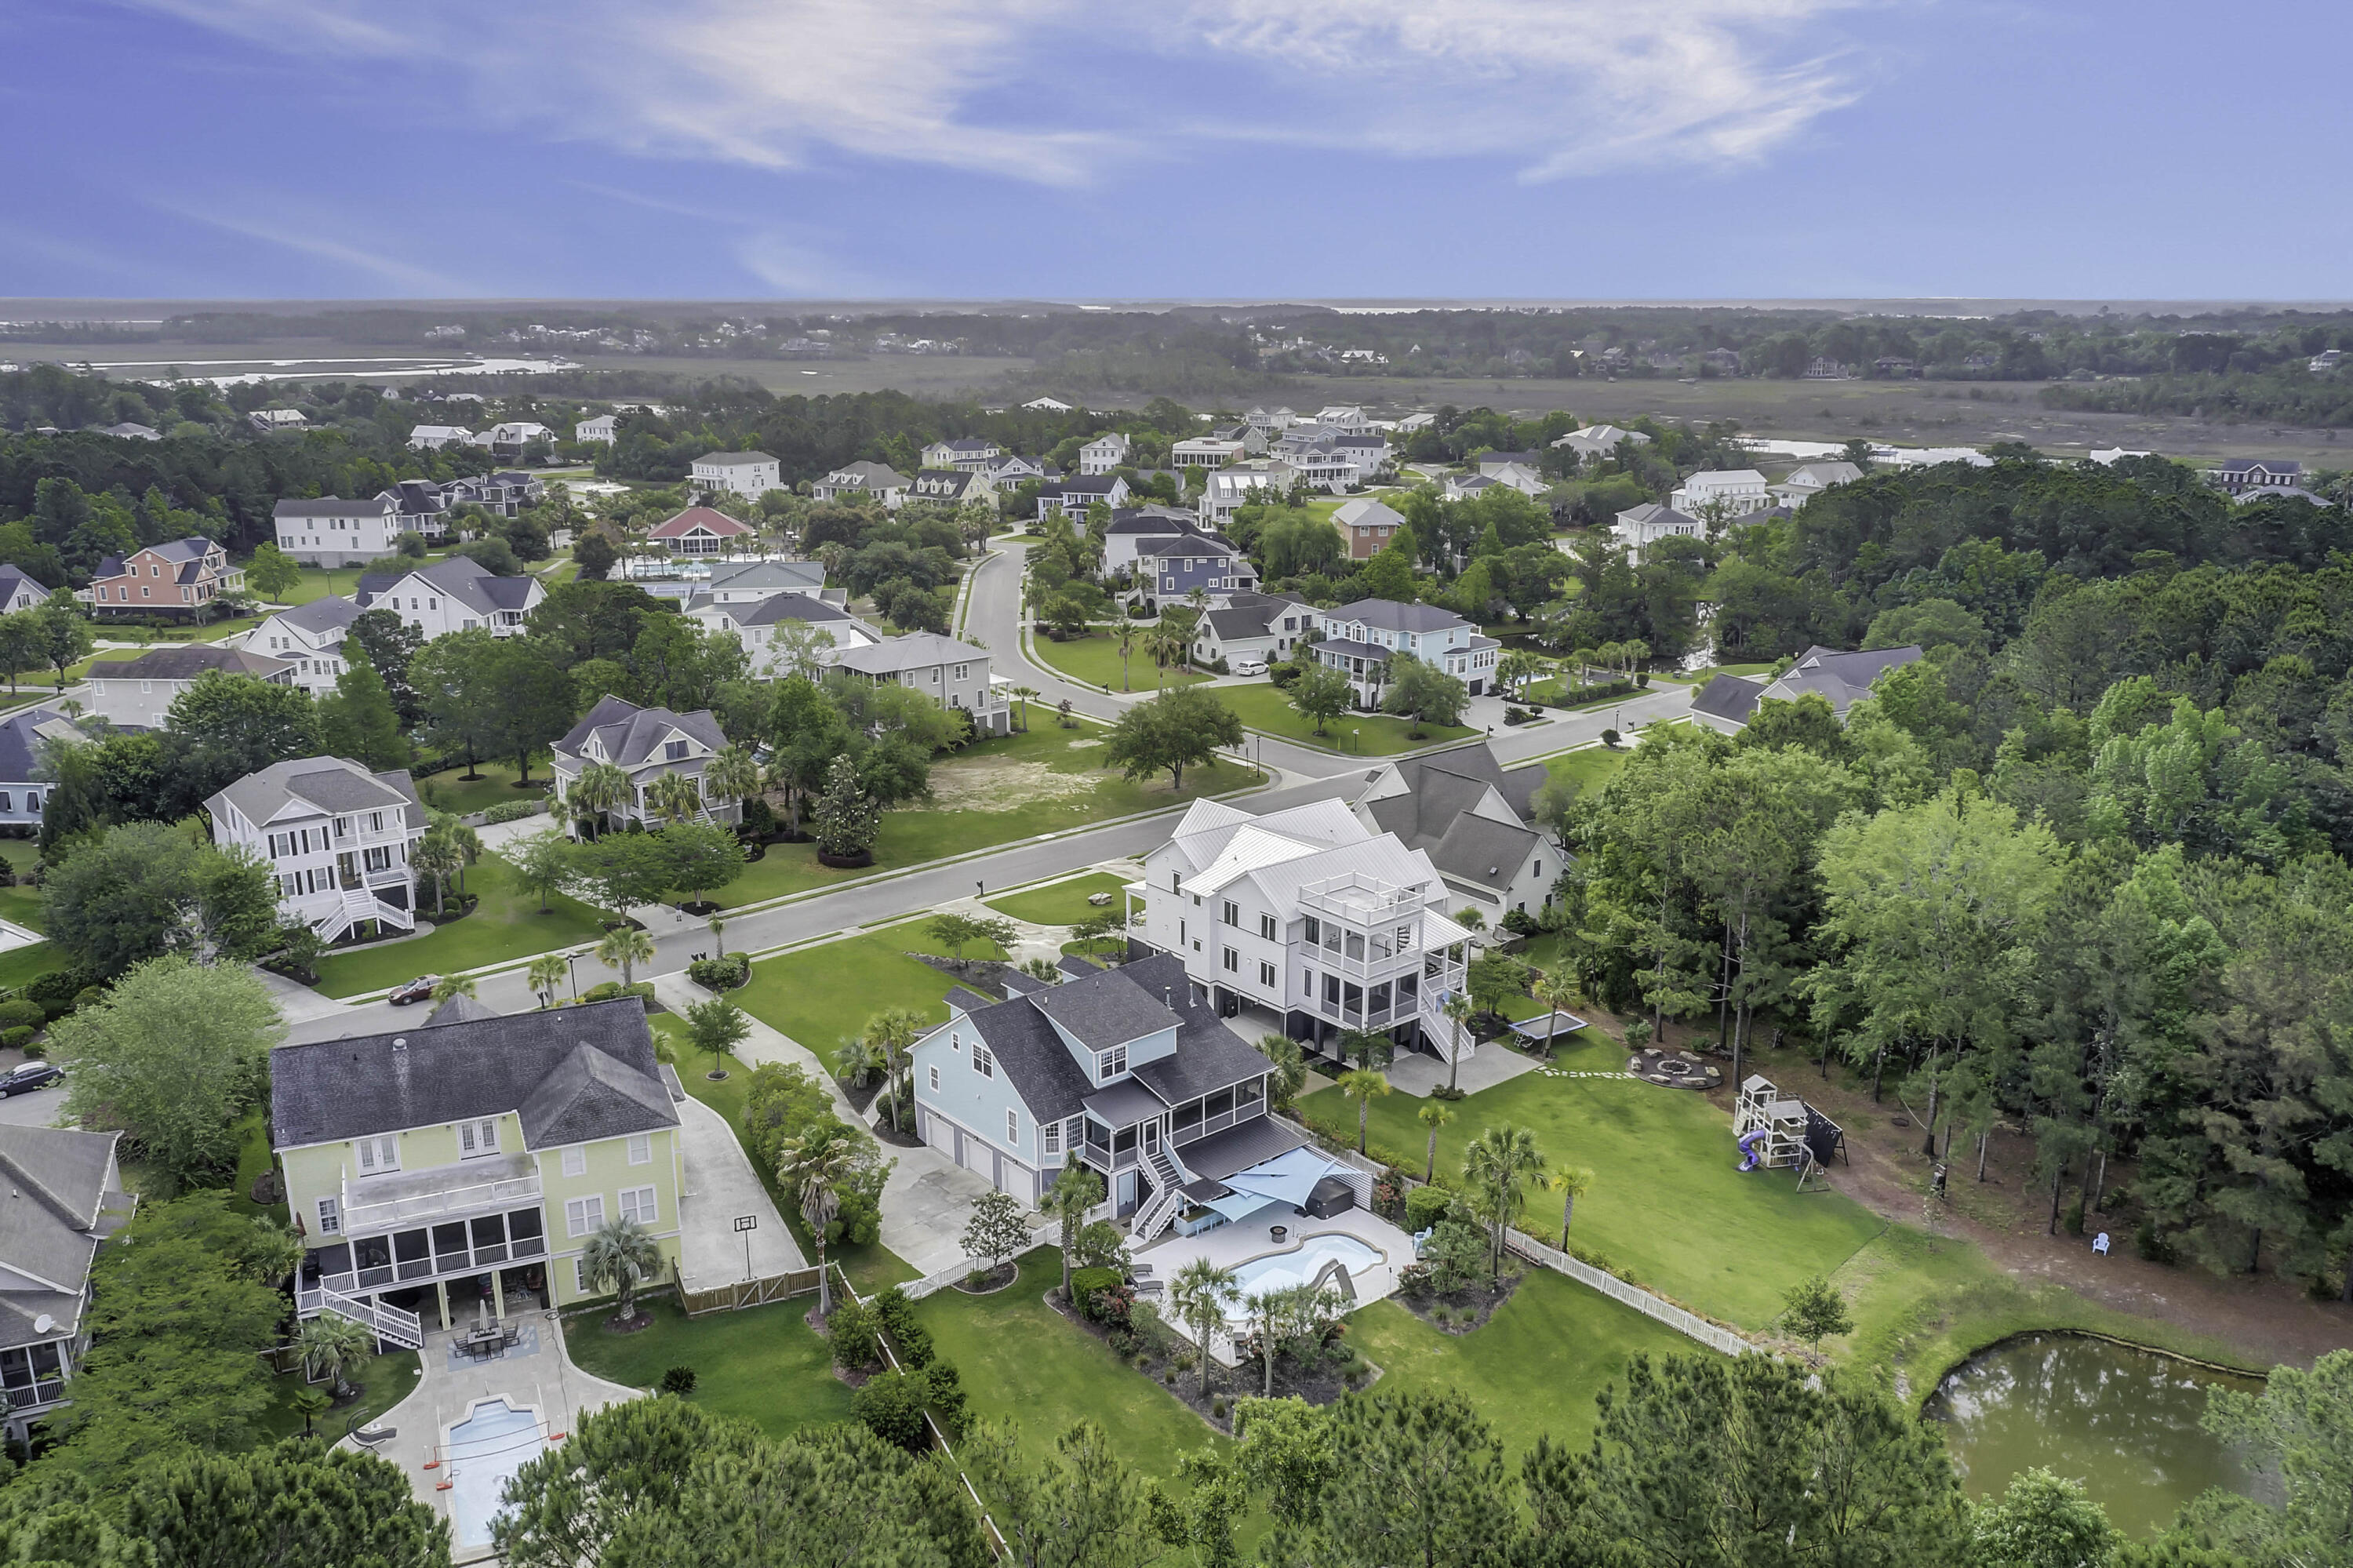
top-left (1044, 1286), bottom-right (1375, 1435)
top-left (601, 1309), bottom-right (654, 1335)
top-left (912, 954), bottom-right (1015, 997)
top-left (1393, 1266), bottom-right (1529, 1335)
top-left (954, 1262), bottom-right (1019, 1294)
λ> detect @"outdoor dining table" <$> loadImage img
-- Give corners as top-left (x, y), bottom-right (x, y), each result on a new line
top-left (461, 1326), bottom-right (504, 1360)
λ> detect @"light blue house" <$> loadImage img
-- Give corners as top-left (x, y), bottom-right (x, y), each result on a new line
top-left (1308, 598), bottom-right (1500, 704)
top-left (912, 952), bottom-right (1334, 1242)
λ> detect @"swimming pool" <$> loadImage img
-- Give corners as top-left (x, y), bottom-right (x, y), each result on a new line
top-left (444, 1398), bottom-right (545, 1548)
top-left (1229, 1234), bottom-right (1384, 1301)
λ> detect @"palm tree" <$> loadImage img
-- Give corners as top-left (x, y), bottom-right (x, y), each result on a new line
top-left (413, 828), bottom-right (461, 917)
top-left (445, 818), bottom-right (484, 896)
top-left (295, 1314), bottom-right (373, 1401)
top-left (291, 1386), bottom-right (332, 1438)
top-left (1010, 686), bottom-right (1038, 731)
top-left (596, 924), bottom-right (656, 988)
top-left (1337, 1026), bottom-right (1392, 1071)
top-left (707, 911), bottom-right (728, 958)
top-left (861, 1007), bottom-right (926, 1134)
top-left (1045, 1159), bottom-right (1107, 1293)
top-left (580, 1217), bottom-right (663, 1323)
top-left (430, 974), bottom-right (478, 1004)
top-left (701, 744), bottom-right (762, 819)
top-left (645, 771), bottom-right (703, 825)
top-left (1462, 1123), bottom-right (1546, 1282)
top-left (1548, 1166), bottom-right (1595, 1253)
top-left (1418, 1101), bottom-right (1455, 1184)
top-left (567, 760), bottom-right (631, 835)
top-left (1442, 991), bottom-right (1475, 1096)
top-left (528, 952), bottom-right (568, 1009)
top-left (1535, 965), bottom-right (1580, 1058)
top-left (1115, 622), bottom-right (1138, 692)
top-left (1169, 1257), bottom-right (1239, 1399)
top-left (1337, 1068), bottom-right (1390, 1155)
top-left (1146, 623), bottom-right (1188, 691)
top-left (776, 1126), bottom-right (860, 1314)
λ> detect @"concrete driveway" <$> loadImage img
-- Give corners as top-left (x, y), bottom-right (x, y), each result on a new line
top-left (675, 1094), bottom-right (805, 1291)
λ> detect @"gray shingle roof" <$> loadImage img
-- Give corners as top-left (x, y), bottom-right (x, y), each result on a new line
top-left (275, 497), bottom-right (392, 518)
top-left (1325, 598), bottom-right (1471, 635)
top-left (270, 998), bottom-right (678, 1151)
top-left (0, 566), bottom-right (48, 602)
top-left (834, 632), bottom-right (987, 676)
top-left (1693, 672), bottom-right (1767, 724)
top-left (355, 555), bottom-right (532, 619)
top-left (698, 451), bottom-right (777, 466)
top-left (271, 595), bottom-right (365, 637)
top-left (0, 1126), bottom-right (120, 1352)
top-left (1031, 967), bottom-right (1179, 1052)
top-left (0, 709), bottom-right (83, 788)
top-left (207, 757), bottom-right (422, 831)
top-left (100, 646), bottom-right (293, 682)
top-left (962, 994), bottom-right (1095, 1124)
top-left (733, 593), bottom-right (856, 628)
top-left (554, 696), bottom-right (728, 767)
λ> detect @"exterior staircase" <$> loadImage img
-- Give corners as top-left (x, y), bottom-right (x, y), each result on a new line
top-left (296, 1283), bottom-right (424, 1350)
top-left (1131, 1147), bottom-right (1191, 1244)
top-left (1419, 988), bottom-right (1472, 1064)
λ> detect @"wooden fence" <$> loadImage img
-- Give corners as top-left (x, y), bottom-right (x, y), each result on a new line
top-left (674, 1264), bottom-right (823, 1317)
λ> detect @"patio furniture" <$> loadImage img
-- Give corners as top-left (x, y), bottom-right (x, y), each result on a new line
top-left (1129, 1264), bottom-right (1154, 1279)
top-left (1136, 1279), bottom-right (1165, 1296)
top-left (1269, 1224), bottom-right (1288, 1243)
top-left (500, 1324), bottom-right (522, 1348)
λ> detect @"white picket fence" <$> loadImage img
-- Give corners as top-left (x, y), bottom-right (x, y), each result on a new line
top-left (1317, 1137), bottom-right (1755, 1359)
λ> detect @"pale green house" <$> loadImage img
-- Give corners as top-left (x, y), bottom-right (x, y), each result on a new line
top-left (270, 997), bottom-right (684, 1344)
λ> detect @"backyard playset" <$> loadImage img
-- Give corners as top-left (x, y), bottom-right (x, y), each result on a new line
top-left (1734, 1075), bottom-right (1846, 1182)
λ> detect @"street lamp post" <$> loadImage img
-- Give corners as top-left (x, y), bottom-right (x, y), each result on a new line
top-left (566, 952), bottom-right (580, 1002)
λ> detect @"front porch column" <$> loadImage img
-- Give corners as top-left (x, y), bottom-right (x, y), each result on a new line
top-left (491, 1275), bottom-right (507, 1323)
top-left (435, 1279), bottom-right (451, 1332)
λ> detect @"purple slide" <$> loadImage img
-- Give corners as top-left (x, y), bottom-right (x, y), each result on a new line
top-left (1737, 1130), bottom-right (1768, 1172)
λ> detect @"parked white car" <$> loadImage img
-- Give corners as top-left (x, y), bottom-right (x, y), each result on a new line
top-left (1231, 657), bottom-right (1269, 678)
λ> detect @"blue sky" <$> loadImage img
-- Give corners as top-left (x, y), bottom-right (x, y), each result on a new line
top-left (3, 0), bottom-right (2348, 301)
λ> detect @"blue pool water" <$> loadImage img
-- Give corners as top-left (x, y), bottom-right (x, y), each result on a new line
top-left (445, 1399), bottom-right (544, 1547)
top-left (1230, 1234), bottom-right (1383, 1300)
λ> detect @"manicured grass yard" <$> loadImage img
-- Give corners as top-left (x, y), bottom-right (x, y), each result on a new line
top-left (1348, 1268), bottom-right (1690, 1459)
top-left (714, 726), bottom-right (1260, 910)
top-left (413, 757), bottom-right (551, 817)
top-left (915, 1250), bottom-right (1227, 1490)
top-left (1212, 683), bottom-right (1474, 755)
top-left (0, 882), bottom-right (42, 933)
top-left (0, 942), bottom-right (57, 994)
top-left (984, 871), bottom-right (1131, 928)
top-left (562, 1294), bottom-right (857, 1435)
top-left (736, 919), bottom-right (1008, 1064)
top-left (254, 1348), bottom-right (421, 1446)
top-left (1297, 1029), bottom-right (1886, 1331)
top-left (310, 852), bottom-right (609, 997)
top-left (1540, 744), bottom-right (1631, 799)
top-left (1031, 630), bottom-right (1206, 693)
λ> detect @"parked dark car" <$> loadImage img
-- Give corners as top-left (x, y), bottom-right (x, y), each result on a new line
top-left (388, 977), bottom-right (439, 1006)
top-left (1, 1062), bottom-right (63, 1097)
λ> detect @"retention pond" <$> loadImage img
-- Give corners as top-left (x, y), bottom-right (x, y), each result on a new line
top-left (1923, 1333), bottom-right (2269, 1537)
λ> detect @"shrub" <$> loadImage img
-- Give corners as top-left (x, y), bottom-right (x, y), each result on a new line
top-left (872, 1287), bottom-right (934, 1368)
top-left (1069, 1265), bottom-right (1122, 1319)
top-left (660, 1366), bottom-right (696, 1395)
top-left (481, 799), bottom-right (543, 824)
top-left (0, 1000), bottom-right (44, 1031)
top-left (853, 1370), bottom-right (933, 1451)
top-left (578, 980), bottom-right (656, 1006)
top-left (1423, 1221), bottom-right (1487, 1294)
top-left (924, 1360), bottom-right (969, 1439)
top-left (827, 1299), bottom-right (882, 1368)
top-left (1499, 907), bottom-right (1540, 937)
top-left (24, 969), bottom-right (96, 1020)
top-left (739, 797), bottom-right (777, 839)
top-left (687, 955), bottom-right (749, 991)
top-left (1404, 1185), bottom-right (1457, 1235)
top-left (1268, 661), bottom-right (1302, 689)
top-left (1207, 656), bottom-right (1230, 675)
top-left (0, 1025), bottom-right (34, 1051)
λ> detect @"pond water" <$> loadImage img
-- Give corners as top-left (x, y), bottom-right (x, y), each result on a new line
top-left (1923, 1333), bottom-right (2268, 1537)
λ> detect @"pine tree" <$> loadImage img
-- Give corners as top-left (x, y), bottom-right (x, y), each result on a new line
top-left (317, 638), bottom-right (408, 772)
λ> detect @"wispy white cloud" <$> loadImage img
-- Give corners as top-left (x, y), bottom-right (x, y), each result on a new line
top-left (128, 0), bottom-right (1871, 186)
top-left (147, 195), bottom-right (478, 293)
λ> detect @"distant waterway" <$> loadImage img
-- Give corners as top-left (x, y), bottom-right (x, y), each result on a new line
top-left (1923, 1333), bottom-right (2270, 1537)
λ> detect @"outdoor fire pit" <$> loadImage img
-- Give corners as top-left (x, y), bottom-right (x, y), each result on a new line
top-left (1627, 1048), bottom-right (1722, 1090)
top-left (1269, 1224), bottom-right (1288, 1243)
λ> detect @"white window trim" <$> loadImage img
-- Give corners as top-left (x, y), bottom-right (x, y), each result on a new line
top-left (562, 1145), bottom-right (587, 1178)
top-left (620, 1185), bottom-right (658, 1225)
top-left (566, 1194), bottom-right (606, 1238)
top-left (627, 1133), bottom-right (651, 1166)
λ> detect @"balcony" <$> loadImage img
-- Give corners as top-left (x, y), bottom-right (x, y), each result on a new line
top-left (341, 1153), bottom-right (540, 1235)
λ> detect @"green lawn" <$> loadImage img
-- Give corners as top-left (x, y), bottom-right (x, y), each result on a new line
top-left (562, 1294), bottom-right (857, 1435)
top-left (915, 1250), bottom-right (1227, 1491)
top-left (0, 941), bottom-right (58, 994)
top-left (1540, 744), bottom-right (1631, 799)
top-left (1347, 1268), bottom-right (1692, 1461)
top-left (1031, 630), bottom-right (1206, 693)
top-left (1297, 1029), bottom-right (1885, 1331)
top-left (0, 882), bottom-right (42, 933)
top-left (664, 1024), bottom-right (916, 1296)
top-left (984, 871), bottom-right (1132, 928)
top-left (254, 1348), bottom-right (421, 1446)
top-left (736, 919), bottom-right (1009, 1066)
top-left (1213, 683), bottom-right (1475, 755)
top-left (713, 726), bottom-right (1260, 911)
top-left (310, 852), bottom-right (609, 998)
top-left (413, 757), bottom-right (552, 817)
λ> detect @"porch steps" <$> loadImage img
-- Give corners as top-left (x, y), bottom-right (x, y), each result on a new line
top-left (1131, 1147), bottom-right (1191, 1245)
top-left (296, 1283), bottom-right (425, 1351)
top-left (1420, 988), bottom-right (1472, 1064)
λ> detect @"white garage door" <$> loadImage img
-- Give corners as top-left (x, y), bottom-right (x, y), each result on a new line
top-left (926, 1112), bottom-right (957, 1157)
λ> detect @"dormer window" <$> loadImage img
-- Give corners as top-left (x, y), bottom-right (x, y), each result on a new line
top-left (664, 739), bottom-right (689, 761)
top-left (1097, 1045), bottom-right (1126, 1079)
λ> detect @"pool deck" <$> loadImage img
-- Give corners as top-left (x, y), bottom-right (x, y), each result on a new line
top-left (347, 1315), bottom-right (642, 1563)
top-left (1135, 1206), bottom-right (1414, 1366)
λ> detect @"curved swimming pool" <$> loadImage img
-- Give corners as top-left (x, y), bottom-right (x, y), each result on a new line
top-left (1230, 1234), bottom-right (1384, 1300)
top-left (444, 1398), bottom-right (546, 1548)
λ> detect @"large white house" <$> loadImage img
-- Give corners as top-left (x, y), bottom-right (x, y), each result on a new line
top-left (574, 414), bottom-right (619, 443)
top-left (1137, 796), bottom-right (1474, 1064)
top-left (1771, 460), bottom-right (1864, 508)
top-left (920, 438), bottom-right (1002, 471)
top-left (1610, 502), bottom-right (1705, 557)
top-left (810, 461), bottom-right (911, 509)
top-left (242, 596), bottom-right (366, 696)
top-left (1345, 744), bottom-right (1555, 922)
top-left (688, 593), bottom-right (880, 678)
top-left (691, 450), bottom-right (783, 501)
top-left (354, 557), bottom-right (545, 639)
top-left (1670, 469), bottom-right (1773, 518)
top-left (0, 1125), bottom-right (127, 1445)
top-left (205, 757), bottom-right (426, 943)
top-left (407, 425), bottom-right (475, 451)
top-left (273, 496), bottom-right (402, 568)
top-left (1078, 432), bottom-right (1131, 475)
top-left (0, 566), bottom-right (51, 615)
top-left (85, 646), bottom-right (296, 731)
top-left (1692, 645), bottom-right (1926, 734)
top-left (1308, 599), bottom-right (1500, 704)
top-left (551, 697), bottom-right (737, 835)
top-left (1549, 424), bottom-right (1652, 460)
top-left (1198, 468), bottom-right (1283, 528)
